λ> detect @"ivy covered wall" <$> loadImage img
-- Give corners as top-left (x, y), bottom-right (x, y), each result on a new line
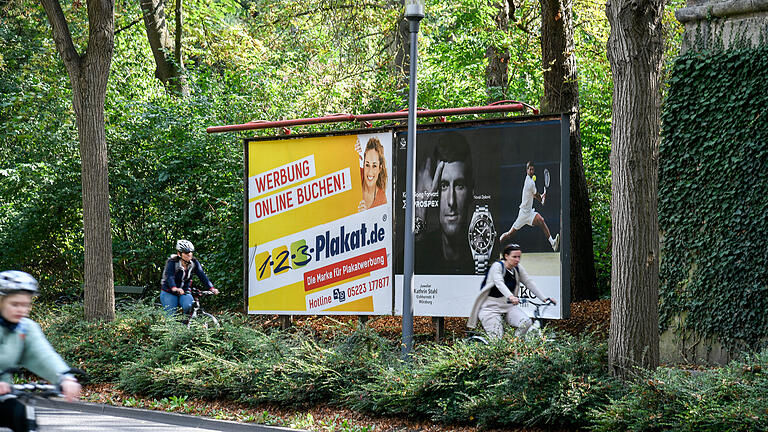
top-left (659, 45), bottom-right (768, 359)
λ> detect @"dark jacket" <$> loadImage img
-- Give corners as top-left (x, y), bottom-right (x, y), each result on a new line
top-left (160, 254), bottom-right (214, 294)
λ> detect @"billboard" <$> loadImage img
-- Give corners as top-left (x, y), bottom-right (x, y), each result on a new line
top-left (246, 132), bottom-right (394, 315)
top-left (393, 118), bottom-right (569, 318)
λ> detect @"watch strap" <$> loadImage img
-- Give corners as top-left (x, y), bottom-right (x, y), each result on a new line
top-left (473, 204), bottom-right (493, 274)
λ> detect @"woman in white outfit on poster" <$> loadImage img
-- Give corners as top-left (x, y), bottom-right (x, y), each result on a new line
top-left (468, 243), bottom-right (556, 339)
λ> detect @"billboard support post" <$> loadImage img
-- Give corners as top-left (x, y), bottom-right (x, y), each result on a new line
top-left (402, 0), bottom-right (425, 360)
top-left (243, 140), bottom-right (250, 314)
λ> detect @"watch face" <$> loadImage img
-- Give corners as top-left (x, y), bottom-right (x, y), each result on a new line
top-left (469, 215), bottom-right (495, 253)
top-left (414, 217), bottom-right (426, 235)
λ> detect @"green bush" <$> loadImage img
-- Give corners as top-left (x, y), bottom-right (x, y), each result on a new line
top-left (118, 321), bottom-right (399, 405)
top-left (591, 350), bottom-right (768, 432)
top-left (37, 303), bottom-right (166, 382)
top-left (348, 334), bottom-right (621, 428)
top-left (40, 305), bottom-right (768, 431)
top-left (110, 308), bottom-right (620, 428)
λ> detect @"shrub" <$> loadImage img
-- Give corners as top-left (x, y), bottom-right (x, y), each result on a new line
top-left (38, 303), bottom-right (166, 383)
top-left (114, 314), bottom-right (621, 429)
top-left (118, 318), bottom-right (398, 406)
top-left (591, 350), bottom-right (768, 432)
top-left (348, 333), bottom-right (622, 428)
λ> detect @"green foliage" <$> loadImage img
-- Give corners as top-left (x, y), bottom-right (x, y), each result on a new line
top-left (116, 321), bottom-right (619, 428)
top-left (115, 316), bottom-right (619, 428)
top-left (118, 319), bottom-right (399, 404)
top-left (1, 0), bottom-right (250, 307)
top-left (0, 0), bottom-right (618, 305)
top-left (37, 303), bottom-right (166, 382)
top-left (574, 0), bottom-right (614, 296)
top-left (36, 303), bottom-right (768, 430)
top-left (659, 46), bottom-right (768, 351)
top-left (591, 350), bottom-right (768, 432)
top-left (348, 335), bottom-right (620, 428)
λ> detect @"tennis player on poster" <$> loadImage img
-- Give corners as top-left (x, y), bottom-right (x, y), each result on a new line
top-left (499, 161), bottom-right (560, 251)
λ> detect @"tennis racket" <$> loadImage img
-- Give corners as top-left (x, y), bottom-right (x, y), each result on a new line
top-left (543, 168), bottom-right (551, 195)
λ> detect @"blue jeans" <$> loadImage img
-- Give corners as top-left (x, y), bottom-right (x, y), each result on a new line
top-left (160, 290), bottom-right (194, 316)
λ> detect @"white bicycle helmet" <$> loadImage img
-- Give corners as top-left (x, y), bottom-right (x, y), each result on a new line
top-left (176, 239), bottom-right (195, 253)
top-left (0, 271), bottom-right (40, 296)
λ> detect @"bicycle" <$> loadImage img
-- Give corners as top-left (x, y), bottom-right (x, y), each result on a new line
top-left (518, 297), bottom-right (555, 339)
top-left (465, 297), bottom-right (555, 344)
top-left (186, 287), bottom-right (220, 329)
top-left (0, 367), bottom-right (86, 432)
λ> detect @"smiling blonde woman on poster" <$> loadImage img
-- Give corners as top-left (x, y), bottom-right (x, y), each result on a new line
top-left (356, 137), bottom-right (388, 211)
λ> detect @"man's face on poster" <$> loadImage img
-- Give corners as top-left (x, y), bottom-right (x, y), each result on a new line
top-left (438, 161), bottom-right (470, 239)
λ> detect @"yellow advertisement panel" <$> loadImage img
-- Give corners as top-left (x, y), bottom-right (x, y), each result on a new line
top-left (246, 132), bottom-right (393, 315)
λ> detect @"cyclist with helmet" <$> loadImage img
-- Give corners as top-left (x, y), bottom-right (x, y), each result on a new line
top-left (0, 271), bottom-right (81, 432)
top-left (160, 240), bottom-right (218, 316)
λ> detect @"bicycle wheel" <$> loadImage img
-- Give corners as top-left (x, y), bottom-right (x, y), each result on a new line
top-left (115, 296), bottom-right (139, 311)
top-left (465, 335), bottom-right (490, 345)
top-left (188, 311), bottom-right (220, 329)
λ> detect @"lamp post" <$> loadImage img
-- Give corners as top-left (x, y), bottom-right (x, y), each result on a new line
top-left (402, 0), bottom-right (425, 359)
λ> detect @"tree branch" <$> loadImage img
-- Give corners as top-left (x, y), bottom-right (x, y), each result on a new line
top-left (258, 2), bottom-right (387, 29)
top-left (115, 16), bottom-right (142, 35)
top-left (40, 0), bottom-right (81, 72)
top-left (86, 0), bottom-right (115, 56)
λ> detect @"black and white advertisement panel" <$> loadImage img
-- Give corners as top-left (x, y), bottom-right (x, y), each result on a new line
top-left (393, 118), bottom-right (569, 319)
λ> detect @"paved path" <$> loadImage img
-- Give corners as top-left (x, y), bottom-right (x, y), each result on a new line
top-left (35, 407), bottom-right (231, 431)
top-left (0, 399), bottom-right (303, 432)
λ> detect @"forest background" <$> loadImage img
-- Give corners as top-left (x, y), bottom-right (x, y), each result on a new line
top-left (0, 0), bottom-right (683, 309)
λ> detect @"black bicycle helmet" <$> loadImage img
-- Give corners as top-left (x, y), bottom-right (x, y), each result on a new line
top-left (176, 239), bottom-right (195, 253)
top-left (0, 270), bottom-right (40, 296)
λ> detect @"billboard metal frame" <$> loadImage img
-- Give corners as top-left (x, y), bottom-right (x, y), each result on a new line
top-left (240, 113), bottom-right (570, 318)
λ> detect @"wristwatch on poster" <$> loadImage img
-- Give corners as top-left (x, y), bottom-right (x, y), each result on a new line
top-left (414, 216), bottom-right (426, 237)
top-left (468, 204), bottom-right (496, 274)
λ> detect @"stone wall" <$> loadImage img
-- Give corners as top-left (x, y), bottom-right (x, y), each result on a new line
top-left (676, 0), bottom-right (768, 51)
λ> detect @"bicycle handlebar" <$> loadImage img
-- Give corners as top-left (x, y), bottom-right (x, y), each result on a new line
top-left (188, 287), bottom-right (215, 296)
top-left (1, 368), bottom-right (64, 401)
top-left (1, 367), bottom-right (88, 383)
top-left (9, 383), bottom-right (60, 397)
top-left (517, 298), bottom-right (555, 307)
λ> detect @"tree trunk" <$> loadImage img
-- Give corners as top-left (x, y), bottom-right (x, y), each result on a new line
top-left (389, 6), bottom-right (410, 100)
top-left (174, 0), bottom-right (182, 65)
top-left (485, 1), bottom-right (511, 102)
top-left (540, 0), bottom-right (598, 302)
top-left (41, 0), bottom-right (116, 321)
top-left (140, 0), bottom-right (189, 96)
top-left (605, 0), bottom-right (663, 380)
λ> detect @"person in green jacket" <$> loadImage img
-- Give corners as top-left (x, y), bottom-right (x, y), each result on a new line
top-left (0, 270), bottom-right (80, 432)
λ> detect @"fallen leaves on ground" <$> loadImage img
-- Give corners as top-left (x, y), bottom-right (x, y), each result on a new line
top-left (81, 383), bottom-right (582, 432)
top-left (260, 299), bottom-right (611, 343)
top-left (548, 299), bottom-right (610, 340)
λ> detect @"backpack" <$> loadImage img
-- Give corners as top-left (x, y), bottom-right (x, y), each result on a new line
top-left (480, 260), bottom-right (505, 289)
top-left (479, 261), bottom-right (520, 295)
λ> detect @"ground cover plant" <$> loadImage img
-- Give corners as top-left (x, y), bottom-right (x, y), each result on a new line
top-left (36, 301), bottom-right (768, 431)
top-left (591, 351), bottom-right (768, 431)
top-left (35, 303), bottom-right (162, 382)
